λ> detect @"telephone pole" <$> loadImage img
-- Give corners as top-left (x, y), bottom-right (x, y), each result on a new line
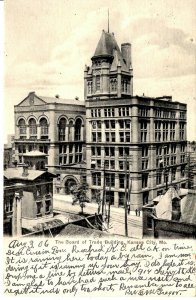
top-left (124, 155), bottom-right (128, 237)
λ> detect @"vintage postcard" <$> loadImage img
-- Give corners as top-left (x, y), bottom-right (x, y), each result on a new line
top-left (2, 0), bottom-right (196, 298)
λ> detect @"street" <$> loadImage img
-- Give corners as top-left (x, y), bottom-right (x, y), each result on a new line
top-left (53, 194), bottom-right (143, 239)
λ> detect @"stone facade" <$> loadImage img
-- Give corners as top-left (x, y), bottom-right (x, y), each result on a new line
top-left (14, 92), bottom-right (86, 193)
top-left (85, 30), bottom-right (187, 210)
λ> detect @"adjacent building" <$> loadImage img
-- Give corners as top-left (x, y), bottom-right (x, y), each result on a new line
top-left (4, 163), bottom-right (56, 236)
top-left (14, 92), bottom-right (86, 194)
top-left (85, 30), bottom-right (187, 210)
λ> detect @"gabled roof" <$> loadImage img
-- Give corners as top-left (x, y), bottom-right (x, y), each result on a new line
top-left (4, 167), bottom-right (55, 181)
top-left (16, 92), bottom-right (85, 107)
top-left (39, 96), bottom-right (85, 106)
top-left (92, 30), bottom-right (129, 72)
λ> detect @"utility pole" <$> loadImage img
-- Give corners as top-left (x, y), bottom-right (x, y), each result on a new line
top-left (102, 161), bottom-right (106, 220)
top-left (124, 155), bottom-right (128, 237)
top-left (107, 176), bottom-right (111, 226)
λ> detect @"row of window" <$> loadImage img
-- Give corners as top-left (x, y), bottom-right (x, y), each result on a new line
top-left (154, 109), bottom-right (186, 119)
top-left (59, 153), bottom-right (83, 165)
top-left (92, 131), bottom-right (131, 143)
top-left (17, 145), bottom-right (48, 154)
top-left (18, 118), bottom-right (48, 137)
top-left (87, 78), bottom-right (130, 94)
top-left (91, 119), bottom-right (131, 130)
top-left (18, 117), bottom-right (83, 141)
top-left (90, 108), bottom-right (186, 119)
top-left (92, 167), bottom-right (185, 190)
top-left (59, 144), bottom-right (82, 154)
top-left (91, 145), bottom-right (186, 158)
top-left (91, 107), bottom-right (130, 118)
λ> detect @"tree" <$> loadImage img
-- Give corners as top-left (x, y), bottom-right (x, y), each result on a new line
top-left (71, 182), bottom-right (90, 214)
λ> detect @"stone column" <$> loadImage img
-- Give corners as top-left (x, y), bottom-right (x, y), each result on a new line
top-left (37, 125), bottom-right (41, 140)
top-left (26, 126), bottom-right (30, 139)
top-left (115, 120), bottom-right (120, 143)
top-left (101, 121), bottom-right (106, 143)
top-left (131, 106), bottom-right (139, 143)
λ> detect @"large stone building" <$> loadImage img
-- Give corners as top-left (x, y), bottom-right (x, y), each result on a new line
top-left (14, 92), bottom-right (86, 194)
top-left (85, 30), bottom-right (187, 210)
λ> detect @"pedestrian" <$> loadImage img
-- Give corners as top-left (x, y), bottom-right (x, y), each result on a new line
top-left (135, 208), bottom-right (138, 216)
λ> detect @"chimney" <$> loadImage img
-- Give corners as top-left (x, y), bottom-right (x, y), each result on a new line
top-left (22, 164), bottom-right (29, 177)
top-left (121, 43), bottom-right (131, 69)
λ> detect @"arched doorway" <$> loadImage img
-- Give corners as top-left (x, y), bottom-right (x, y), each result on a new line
top-left (64, 178), bottom-right (77, 195)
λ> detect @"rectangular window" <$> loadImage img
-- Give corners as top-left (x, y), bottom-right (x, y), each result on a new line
top-left (105, 173), bottom-right (115, 187)
top-left (142, 159), bottom-right (148, 170)
top-left (119, 147), bottom-right (129, 157)
top-left (155, 121), bottom-right (161, 142)
top-left (92, 172), bottom-right (101, 186)
top-left (171, 144), bottom-right (176, 154)
top-left (156, 172), bottom-right (162, 185)
top-left (142, 146), bottom-right (148, 157)
top-left (104, 108), bottom-right (115, 117)
top-left (142, 173), bottom-right (148, 188)
top-left (119, 174), bottom-right (125, 188)
top-left (92, 132), bottom-right (102, 142)
top-left (140, 121), bottom-right (148, 142)
top-left (91, 146), bottom-right (101, 156)
top-left (180, 123), bottom-right (185, 140)
top-left (170, 122), bottom-right (176, 140)
top-left (119, 107), bottom-right (129, 117)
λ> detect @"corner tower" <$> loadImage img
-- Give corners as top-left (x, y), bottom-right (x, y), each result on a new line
top-left (84, 30), bottom-right (133, 100)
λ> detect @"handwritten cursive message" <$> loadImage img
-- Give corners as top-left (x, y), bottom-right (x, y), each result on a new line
top-left (4, 238), bottom-right (195, 297)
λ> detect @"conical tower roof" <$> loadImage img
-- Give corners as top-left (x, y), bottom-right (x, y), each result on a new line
top-left (93, 30), bottom-right (118, 58)
top-left (92, 30), bottom-right (128, 71)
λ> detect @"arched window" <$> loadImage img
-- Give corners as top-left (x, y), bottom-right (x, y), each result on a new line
top-left (68, 120), bottom-right (74, 141)
top-left (40, 118), bottom-right (48, 139)
top-left (18, 119), bottom-right (26, 135)
top-left (75, 119), bottom-right (82, 141)
top-left (29, 118), bottom-right (37, 137)
top-left (58, 118), bottom-right (66, 141)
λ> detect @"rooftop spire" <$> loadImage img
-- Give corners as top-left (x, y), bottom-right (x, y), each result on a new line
top-left (108, 9), bottom-right (109, 33)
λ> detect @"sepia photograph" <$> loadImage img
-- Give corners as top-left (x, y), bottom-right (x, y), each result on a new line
top-left (2, 0), bottom-right (196, 297)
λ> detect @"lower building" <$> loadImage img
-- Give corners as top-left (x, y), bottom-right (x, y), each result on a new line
top-left (142, 187), bottom-right (196, 238)
top-left (4, 165), bottom-right (56, 236)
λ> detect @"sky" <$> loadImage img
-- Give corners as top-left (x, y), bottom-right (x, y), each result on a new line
top-left (3, 0), bottom-right (196, 142)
